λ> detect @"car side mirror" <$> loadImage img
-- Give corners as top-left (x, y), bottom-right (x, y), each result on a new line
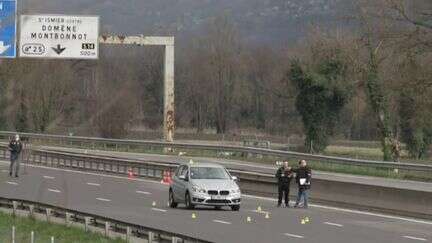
top-left (232, 176), bottom-right (239, 182)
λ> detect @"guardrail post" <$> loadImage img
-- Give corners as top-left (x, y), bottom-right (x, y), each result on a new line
top-left (11, 226), bottom-right (15, 243)
top-left (148, 231), bottom-right (154, 243)
top-left (171, 236), bottom-right (179, 243)
top-left (46, 208), bottom-right (51, 222)
top-left (51, 236), bottom-right (55, 243)
top-left (12, 201), bottom-right (17, 216)
top-left (105, 221), bottom-right (110, 237)
top-left (65, 212), bottom-right (71, 225)
top-left (30, 231), bottom-right (34, 243)
top-left (28, 205), bottom-right (34, 218)
top-left (84, 217), bottom-right (90, 231)
top-left (126, 226), bottom-right (131, 242)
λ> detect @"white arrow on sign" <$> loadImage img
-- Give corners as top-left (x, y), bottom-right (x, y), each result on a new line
top-left (0, 41), bottom-right (10, 54)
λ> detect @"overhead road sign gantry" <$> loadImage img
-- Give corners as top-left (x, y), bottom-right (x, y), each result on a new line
top-left (19, 14), bottom-right (99, 59)
top-left (0, 0), bottom-right (17, 58)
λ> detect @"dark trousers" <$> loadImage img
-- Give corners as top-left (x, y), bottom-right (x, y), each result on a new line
top-left (9, 153), bottom-right (20, 176)
top-left (278, 184), bottom-right (290, 206)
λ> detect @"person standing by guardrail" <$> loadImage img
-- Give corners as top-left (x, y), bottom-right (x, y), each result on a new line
top-left (8, 134), bottom-right (23, 178)
top-left (275, 161), bottom-right (293, 207)
top-left (293, 159), bottom-right (311, 209)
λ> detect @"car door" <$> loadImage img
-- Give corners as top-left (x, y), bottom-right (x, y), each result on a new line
top-left (177, 165), bottom-right (189, 202)
top-left (172, 165), bottom-right (185, 201)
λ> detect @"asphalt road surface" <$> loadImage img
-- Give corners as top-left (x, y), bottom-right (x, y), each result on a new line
top-left (43, 146), bottom-right (432, 193)
top-left (0, 160), bottom-right (431, 243)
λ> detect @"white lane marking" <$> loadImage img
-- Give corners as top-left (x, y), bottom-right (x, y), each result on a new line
top-left (212, 220), bottom-right (232, 225)
top-left (96, 198), bottom-right (111, 202)
top-left (284, 233), bottom-right (305, 239)
top-left (403, 236), bottom-right (428, 242)
top-left (243, 194), bottom-right (432, 226)
top-left (48, 189), bottom-right (61, 193)
top-left (43, 176), bottom-right (55, 180)
top-left (6, 181), bottom-right (18, 185)
top-left (151, 208), bottom-right (167, 212)
top-left (324, 222), bottom-right (343, 227)
top-left (87, 182), bottom-right (101, 186)
top-left (136, 191), bottom-right (152, 195)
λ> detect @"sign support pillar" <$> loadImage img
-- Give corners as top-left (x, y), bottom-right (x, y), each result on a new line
top-left (99, 35), bottom-right (175, 142)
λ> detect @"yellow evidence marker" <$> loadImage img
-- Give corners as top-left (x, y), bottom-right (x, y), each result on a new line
top-left (152, 201), bottom-right (156, 207)
top-left (265, 213), bottom-right (270, 219)
top-left (257, 206), bottom-right (262, 212)
top-left (192, 213), bottom-right (197, 219)
top-left (246, 216), bottom-right (252, 223)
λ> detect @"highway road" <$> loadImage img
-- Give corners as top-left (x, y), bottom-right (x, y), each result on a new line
top-left (43, 146), bottom-right (432, 192)
top-left (0, 160), bottom-right (431, 243)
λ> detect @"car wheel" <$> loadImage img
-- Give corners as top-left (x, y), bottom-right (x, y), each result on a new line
top-left (214, 206), bottom-right (222, 210)
top-left (185, 192), bottom-right (195, 209)
top-left (231, 205), bottom-right (240, 211)
top-left (169, 189), bottom-right (178, 208)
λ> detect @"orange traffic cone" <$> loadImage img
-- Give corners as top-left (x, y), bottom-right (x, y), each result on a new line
top-left (128, 169), bottom-right (135, 179)
top-left (161, 171), bottom-right (171, 184)
top-left (167, 171), bottom-right (173, 184)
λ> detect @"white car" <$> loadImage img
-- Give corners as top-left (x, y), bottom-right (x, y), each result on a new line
top-left (169, 162), bottom-right (241, 211)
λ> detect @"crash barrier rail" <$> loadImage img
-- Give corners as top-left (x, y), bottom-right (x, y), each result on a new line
top-left (0, 145), bottom-right (431, 220)
top-left (1, 131), bottom-right (432, 174)
top-left (0, 197), bottom-right (212, 243)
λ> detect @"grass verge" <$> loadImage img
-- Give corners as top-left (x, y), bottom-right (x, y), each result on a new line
top-left (0, 211), bottom-right (125, 243)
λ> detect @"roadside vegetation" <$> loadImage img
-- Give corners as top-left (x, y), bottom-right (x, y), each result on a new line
top-left (0, 0), bottom-right (430, 162)
top-left (0, 211), bottom-right (125, 243)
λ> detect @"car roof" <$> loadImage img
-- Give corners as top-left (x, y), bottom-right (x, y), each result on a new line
top-left (181, 162), bottom-right (225, 168)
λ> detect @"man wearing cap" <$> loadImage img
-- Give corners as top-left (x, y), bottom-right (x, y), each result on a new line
top-left (8, 134), bottom-right (23, 178)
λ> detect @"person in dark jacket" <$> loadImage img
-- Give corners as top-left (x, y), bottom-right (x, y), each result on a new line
top-left (294, 159), bottom-right (312, 209)
top-left (275, 161), bottom-right (293, 207)
top-left (8, 134), bottom-right (23, 178)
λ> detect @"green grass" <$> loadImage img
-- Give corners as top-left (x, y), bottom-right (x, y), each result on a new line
top-left (0, 211), bottom-right (125, 243)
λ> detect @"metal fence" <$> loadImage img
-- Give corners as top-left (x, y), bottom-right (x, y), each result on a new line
top-left (0, 197), bottom-right (211, 243)
top-left (1, 131), bottom-right (432, 173)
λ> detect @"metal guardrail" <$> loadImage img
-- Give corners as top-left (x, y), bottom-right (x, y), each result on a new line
top-left (0, 197), bottom-right (211, 243)
top-left (1, 131), bottom-right (432, 173)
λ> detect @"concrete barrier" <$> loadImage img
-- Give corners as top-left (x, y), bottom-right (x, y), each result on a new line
top-left (232, 170), bottom-right (432, 220)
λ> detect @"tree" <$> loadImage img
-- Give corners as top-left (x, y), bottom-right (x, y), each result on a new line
top-left (201, 15), bottom-right (242, 134)
top-left (288, 39), bottom-right (353, 153)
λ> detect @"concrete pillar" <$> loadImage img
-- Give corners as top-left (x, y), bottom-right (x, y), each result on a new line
top-left (163, 43), bottom-right (175, 142)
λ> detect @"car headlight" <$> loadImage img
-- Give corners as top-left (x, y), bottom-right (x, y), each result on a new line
top-left (192, 186), bottom-right (206, 193)
top-left (231, 188), bottom-right (241, 194)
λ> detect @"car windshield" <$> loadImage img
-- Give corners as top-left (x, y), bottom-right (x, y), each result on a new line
top-left (190, 167), bottom-right (230, 180)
